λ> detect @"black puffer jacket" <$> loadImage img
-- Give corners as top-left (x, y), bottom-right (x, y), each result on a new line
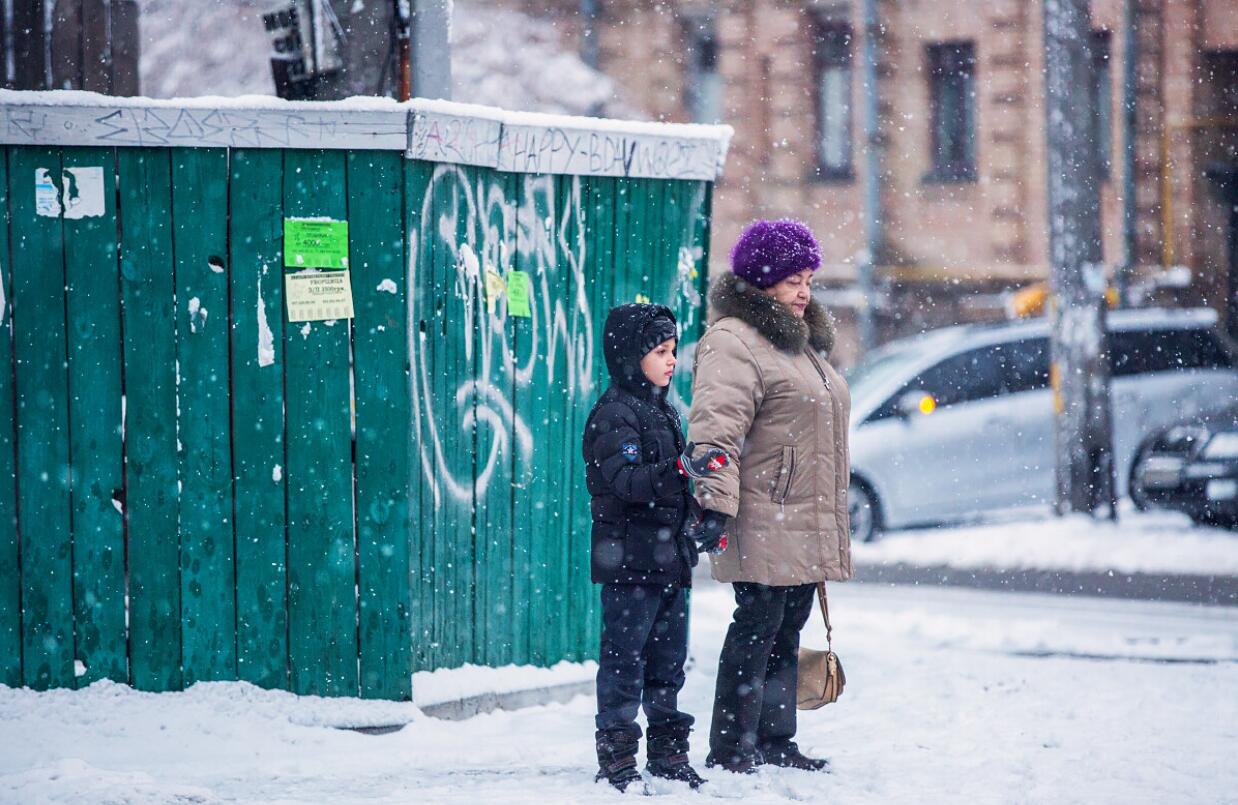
top-left (583, 304), bottom-right (699, 587)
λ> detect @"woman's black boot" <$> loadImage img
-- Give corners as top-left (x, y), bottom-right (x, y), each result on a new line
top-left (759, 741), bottom-right (830, 772)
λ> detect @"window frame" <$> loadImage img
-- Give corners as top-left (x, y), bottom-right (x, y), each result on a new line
top-left (924, 41), bottom-right (978, 184)
top-left (868, 338), bottom-right (1051, 422)
top-left (1092, 30), bottom-right (1113, 180)
top-left (812, 21), bottom-right (855, 182)
top-left (682, 17), bottom-right (722, 124)
top-left (1108, 328), bottom-right (1235, 376)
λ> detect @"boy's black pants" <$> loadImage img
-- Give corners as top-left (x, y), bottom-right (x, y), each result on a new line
top-left (595, 583), bottom-right (693, 737)
top-left (708, 582), bottom-right (816, 764)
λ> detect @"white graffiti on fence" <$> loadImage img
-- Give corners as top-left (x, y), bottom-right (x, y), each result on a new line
top-left (409, 165), bottom-right (595, 508)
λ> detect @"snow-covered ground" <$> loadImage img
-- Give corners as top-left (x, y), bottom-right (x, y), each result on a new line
top-left (2, 581), bottom-right (1235, 804)
top-left (854, 508), bottom-right (1238, 576)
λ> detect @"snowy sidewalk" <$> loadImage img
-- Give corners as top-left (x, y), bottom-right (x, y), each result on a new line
top-left (851, 509), bottom-right (1238, 605)
top-left (2, 582), bottom-right (1235, 804)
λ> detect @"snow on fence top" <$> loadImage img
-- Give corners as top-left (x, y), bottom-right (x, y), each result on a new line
top-left (0, 90), bottom-right (732, 182)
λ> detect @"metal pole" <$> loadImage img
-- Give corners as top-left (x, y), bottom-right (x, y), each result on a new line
top-left (396, 0), bottom-right (411, 101)
top-left (1118, 0), bottom-right (1139, 304)
top-left (411, 0), bottom-right (451, 100)
top-left (580, 0), bottom-right (598, 70)
top-left (1044, 0), bottom-right (1116, 518)
top-left (857, 0), bottom-right (880, 354)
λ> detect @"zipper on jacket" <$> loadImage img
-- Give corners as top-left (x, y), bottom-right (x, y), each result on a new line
top-left (809, 348), bottom-right (850, 571)
top-left (806, 349), bottom-right (831, 390)
top-left (774, 445), bottom-right (795, 506)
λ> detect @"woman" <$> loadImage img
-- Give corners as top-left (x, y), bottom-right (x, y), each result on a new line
top-left (687, 219), bottom-right (852, 774)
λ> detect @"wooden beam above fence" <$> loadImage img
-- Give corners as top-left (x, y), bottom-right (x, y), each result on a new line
top-left (0, 91), bottom-right (733, 180)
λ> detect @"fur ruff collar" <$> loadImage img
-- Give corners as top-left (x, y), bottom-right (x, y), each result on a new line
top-left (709, 273), bottom-right (835, 356)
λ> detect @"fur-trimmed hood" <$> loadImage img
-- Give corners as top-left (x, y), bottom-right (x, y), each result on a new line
top-left (708, 273), bottom-right (835, 356)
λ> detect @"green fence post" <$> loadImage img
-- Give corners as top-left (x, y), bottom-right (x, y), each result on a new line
top-left (173, 147), bottom-right (238, 686)
top-left (62, 145), bottom-right (127, 686)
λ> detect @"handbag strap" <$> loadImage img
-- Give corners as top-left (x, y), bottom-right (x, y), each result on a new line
top-left (816, 582), bottom-right (833, 651)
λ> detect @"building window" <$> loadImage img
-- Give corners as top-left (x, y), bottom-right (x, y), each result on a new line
top-left (926, 42), bottom-right (977, 183)
top-left (1092, 30), bottom-right (1112, 178)
top-left (814, 23), bottom-right (853, 179)
top-left (684, 19), bottom-right (722, 123)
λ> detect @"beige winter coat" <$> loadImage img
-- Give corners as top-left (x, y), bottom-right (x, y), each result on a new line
top-left (688, 274), bottom-right (853, 586)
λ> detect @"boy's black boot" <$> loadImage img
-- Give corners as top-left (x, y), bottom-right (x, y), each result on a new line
top-left (646, 723), bottom-right (706, 789)
top-left (595, 728), bottom-right (642, 792)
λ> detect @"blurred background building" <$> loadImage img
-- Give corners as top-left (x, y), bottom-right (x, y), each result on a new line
top-left (503, 0), bottom-right (1238, 366)
top-left (3, 0), bottom-right (1235, 365)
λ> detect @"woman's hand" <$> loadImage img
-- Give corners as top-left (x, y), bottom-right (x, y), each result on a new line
top-left (685, 510), bottom-right (729, 555)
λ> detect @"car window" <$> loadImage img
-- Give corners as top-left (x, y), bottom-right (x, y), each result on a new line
top-left (1109, 328), bottom-right (1234, 376)
top-left (869, 338), bottom-right (1049, 421)
top-left (1002, 338), bottom-right (1051, 394)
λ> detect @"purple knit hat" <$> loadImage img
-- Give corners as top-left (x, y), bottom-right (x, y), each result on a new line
top-left (729, 219), bottom-right (822, 288)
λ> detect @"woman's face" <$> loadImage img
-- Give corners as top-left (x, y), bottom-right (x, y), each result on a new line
top-left (763, 269), bottom-right (814, 317)
top-left (640, 338), bottom-right (678, 387)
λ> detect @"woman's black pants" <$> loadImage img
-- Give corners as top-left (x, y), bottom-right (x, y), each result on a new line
top-left (708, 581), bottom-right (816, 764)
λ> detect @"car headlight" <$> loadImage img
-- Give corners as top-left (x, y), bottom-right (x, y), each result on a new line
top-left (1203, 432), bottom-right (1238, 459)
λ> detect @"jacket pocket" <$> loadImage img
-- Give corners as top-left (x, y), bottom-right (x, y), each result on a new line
top-left (772, 445), bottom-right (796, 504)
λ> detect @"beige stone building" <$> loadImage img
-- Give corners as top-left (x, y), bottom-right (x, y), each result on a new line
top-left (507, 0), bottom-right (1238, 365)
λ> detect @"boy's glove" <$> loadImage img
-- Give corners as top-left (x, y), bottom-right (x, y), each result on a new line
top-left (677, 441), bottom-right (729, 479)
top-left (686, 510), bottom-right (729, 555)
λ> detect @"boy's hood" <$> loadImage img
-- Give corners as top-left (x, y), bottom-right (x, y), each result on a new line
top-left (603, 303), bottom-right (678, 397)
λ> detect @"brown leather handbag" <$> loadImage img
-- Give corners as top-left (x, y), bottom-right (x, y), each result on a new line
top-left (797, 582), bottom-right (846, 710)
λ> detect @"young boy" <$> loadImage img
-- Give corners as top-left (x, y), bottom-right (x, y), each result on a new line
top-left (582, 303), bottom-right (728, 792)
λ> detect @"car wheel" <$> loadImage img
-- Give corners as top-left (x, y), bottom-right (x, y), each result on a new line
top-left (1128, 442), bottom-right (1154, 512)
top-left (848, 479), bottom-right (882, 543)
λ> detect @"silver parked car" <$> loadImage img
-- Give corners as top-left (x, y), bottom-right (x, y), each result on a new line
top-left (845, 308), bottom-right (1238, 541)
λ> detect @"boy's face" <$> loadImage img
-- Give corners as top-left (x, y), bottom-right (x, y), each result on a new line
top-left (640, 338), bottom-right (677, 388)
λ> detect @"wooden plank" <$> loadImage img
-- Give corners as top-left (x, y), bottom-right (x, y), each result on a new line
top-left (506, 173), bottom-right (530, 667)
top-left (580, 175), bottom-right (616, 660)
top-left (0, 150), bottom-right (23, 687)
top-left (471, 166), bottom-right (517, 667)
top-left (12, 1), bottom-right (48, 90)
top-left (118, 147), bottom-right (182, 692)
top-left (554, 172), bottom-right (583, 662)
top-left (0, 3), bottom-right (7, 89)
top-left (228, 149), bottom-right (288, 690)
top-left (0, 102), bottom-right (409, 151)
top-left (171, 147), bottom-right (236, 685)
top-left (510, 173), bottom-right (556, 665)
top-left (61, 145), bottom-right (127, 686)
top-left (81, 0), bottom-right (111, 94)
top-left (404, 159), bottom-right (435, 673)
top-left (496, 123), bottom-right (722, 181)
top-left (432, 162), bottom-right (475, 668)
top-left (610, 178), bottom-right (636, 305)
top-left (283, 149), bottom-right (358, 697)
top-left (348, 149), bottom-right (412, 700)
top-left (531, 173), bottom-right (566, 667)
top-left (8, 146), bottom-right (75, 689)
top-left (111, 0), bottom-right (140, 97)
top-left (50, 0), bottom-right (84, 90)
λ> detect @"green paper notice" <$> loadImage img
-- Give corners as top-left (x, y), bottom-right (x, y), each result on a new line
top-left (284, 218), bottom-right (349, 269)
top-left (507, 270), bottom-right (532, 318)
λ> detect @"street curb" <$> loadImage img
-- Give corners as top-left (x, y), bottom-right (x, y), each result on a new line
top-left (419, 679), bottom-right (595, 721)
top-left (853, 563), bottom-right (1238, 606)
top-left (348, 679), bottom-right (594, 734)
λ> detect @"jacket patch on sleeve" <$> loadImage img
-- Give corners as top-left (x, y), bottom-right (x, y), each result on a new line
top-left (621, 441), bottom-right (639, 462)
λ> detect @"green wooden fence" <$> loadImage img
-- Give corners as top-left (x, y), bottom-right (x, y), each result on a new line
top-left (0, 93), bottom-right (726, 700)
